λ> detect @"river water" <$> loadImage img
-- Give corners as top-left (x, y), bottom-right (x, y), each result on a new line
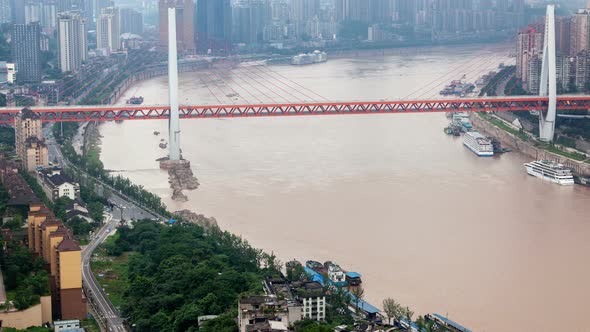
top-left (99, 44), bottom-right (590, 332)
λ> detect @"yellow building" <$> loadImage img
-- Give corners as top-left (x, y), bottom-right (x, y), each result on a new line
top-left (56, 239), bottom-right (86, 320)
top-left (14, 108), bottom-right (49, 172)
top-left (24, 137), bottom-right (49, 172)
top-left (26, 204), bottom-right (87, 320)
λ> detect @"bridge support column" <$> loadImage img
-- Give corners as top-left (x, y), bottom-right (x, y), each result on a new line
top-left (168, 6), bottom-right (181, 161)
top-left (539, 4), bottom-right (557, 142)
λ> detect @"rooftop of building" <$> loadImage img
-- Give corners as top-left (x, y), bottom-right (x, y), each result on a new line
top-left (29, 206), bottom-right (55, 218)
top-left (45, 173), bottom-right (75, 187)
top-left (65, 209), bottom-right (91, 221)
top-left (57, 237), bottom-right (81, 252)
top-left (49, 225), bottom-right (72, 238)
top-left (39, 218), bottom-right (62, 230)
top-left (240, 295), bottom-right (275, 305)
top-left (19, 108), bottom-right (41, 120)
top-left (0, 170), bottom-right (41, 206)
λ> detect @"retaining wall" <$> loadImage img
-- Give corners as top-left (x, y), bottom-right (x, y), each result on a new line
top-left (471, 113), bottom-right (590, 175)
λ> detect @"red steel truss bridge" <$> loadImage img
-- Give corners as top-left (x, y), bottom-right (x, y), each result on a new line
top-left (1, 96), bottom-right (590, 124)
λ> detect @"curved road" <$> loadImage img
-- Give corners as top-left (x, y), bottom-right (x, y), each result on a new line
top-left (82, 215), bottom-right (126, 332)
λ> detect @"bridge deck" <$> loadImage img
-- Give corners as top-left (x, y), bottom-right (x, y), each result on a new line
top-left (0, 95), bottom-right (588, 123)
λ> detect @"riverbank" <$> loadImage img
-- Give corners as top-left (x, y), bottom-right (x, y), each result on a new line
top-left (471, 113), bottom-right (590, 175)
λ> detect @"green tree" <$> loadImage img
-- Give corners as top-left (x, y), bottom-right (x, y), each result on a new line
top-left (107, 221), bottom-right (269, 330)
top-left (351, 285), bottom-right (365, 314)
top-left (0, 93), bottom-right (6, 107)
top-left (3, 214), bottom-right (24, 231)
top-left (87, 201), bottom-right (104, 223)
top-left (172, 303), bottom-right (201, 332)
top-left (53, 196), bottom-right (71, 221)
top-left (0, 126), bottom-right (15, 148)
top-left (66, 216), bottom-right (94, 236)
top-left (199, 313), bottom-right (238, 332)
top-left (0, 32), bottom-right (11, 62)
top-left (13, 286), bottom-right (40, 310)
top-left (382, 297), bottom-right (404, 325)
top-left (286, 261), bottom-right (305, 281)
top-left (26, 270), bottom-right (50, 296)
top-left (293, 320), bottom-right (332, 332)
top-left (404, 306), bottom-right (414, 327)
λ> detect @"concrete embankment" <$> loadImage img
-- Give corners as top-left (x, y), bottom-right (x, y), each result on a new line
top-left (470, 113), bottom-right (590, 175)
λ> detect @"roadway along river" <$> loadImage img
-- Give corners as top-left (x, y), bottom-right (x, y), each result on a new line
top-left (99, 44), bottom-right (590, 332)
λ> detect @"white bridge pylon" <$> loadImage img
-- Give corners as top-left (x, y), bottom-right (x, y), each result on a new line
top-left (168, 6), bottom-right (181, 161)
top-left (539, 4), bottom-right (557, 142)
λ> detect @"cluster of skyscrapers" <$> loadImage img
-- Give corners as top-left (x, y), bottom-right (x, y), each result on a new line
top-left (3, 0), bottom-right (143, 84)
top-left (159, 0), bottom-right (232, 53)
top-left (4, 0), bottom-right (531, 85)
top-left (156, 0), bottom-right (526, 52)
top-left (517, 1), bottom-right (590, 94)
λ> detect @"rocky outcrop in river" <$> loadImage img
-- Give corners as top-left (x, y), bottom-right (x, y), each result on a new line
top-left (173, 209), bottom-right (218, 229)
top-left (159, 158), bottom-right (199, 202)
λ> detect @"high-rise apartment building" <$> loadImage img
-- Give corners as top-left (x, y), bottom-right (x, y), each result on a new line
top-left (56, 0), bottom-right (85, 13)
top-left (574, 51), bottom-right (590, 91)
top-left (392, 0), bottom-right (415, 24)
top-left (12, 22), bottom-right (43, 83)
top-left (516, 25), bottom-right (543, 81)
top-left (12, 0), bottom-right (26, 23)
top-left (0, 0), bottom-right (11, 24)
top-left (556, 16), bottom-right (572, 55)
top-left (15, 108), bottom-right (49, 171)
top-left (159, 0), bottom-right (195, 52)
top-left (292, 0), bottom-right (319, 22)
top-left (96, 6), bottom-right (120, 52)
top-left (38, 0), bottom-right (58, 29)
top-left (57, 11), bottom-right (87, 72)
top-left (196, 0), bottom-right (232, 51)
top-left (120, 7), bottom-right (143, 35)
top-left (556, 55), bottom-right (572, 91)
top-left (24, 0), bottom-right (40, 24)
top-left (347, 0), bottom-right (371, 22)
top-left (526, 55), bottom-right (542, 94)
top-left (233, 1), bottom-right (269, 44)
top-left (83, 0), bottom-right (114, 24)
top-left (336, 0), bottom-right (392, 23)
top-left (571, 10), bottom-right (590, 56)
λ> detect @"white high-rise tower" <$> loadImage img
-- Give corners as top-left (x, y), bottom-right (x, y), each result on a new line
top-left (539, 4), bottom-right (557, 142)
top-left (168, 6), bottom-right (181, 161)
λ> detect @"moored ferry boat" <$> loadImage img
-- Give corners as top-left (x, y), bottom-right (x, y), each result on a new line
top-left (463, 131), bottom-right (494, 156)
top-left (524, 160), bottom-right (574, 185)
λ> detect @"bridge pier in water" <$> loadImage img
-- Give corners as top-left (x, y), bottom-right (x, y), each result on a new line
top-left (538, 4), bottom-right (557, 142)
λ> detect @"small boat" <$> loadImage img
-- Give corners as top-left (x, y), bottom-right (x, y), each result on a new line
top-left (127, 96), bottom-right (144, 105)
top-left (324, 261), bottom-right (346, 286)
top-left (306, 260), bottom-right (326, 274)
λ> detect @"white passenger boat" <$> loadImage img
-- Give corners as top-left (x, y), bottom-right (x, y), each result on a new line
top-left (524, 160), bottom-right (575, 185)
top-left (463, 131), bottom-right (494, 156)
